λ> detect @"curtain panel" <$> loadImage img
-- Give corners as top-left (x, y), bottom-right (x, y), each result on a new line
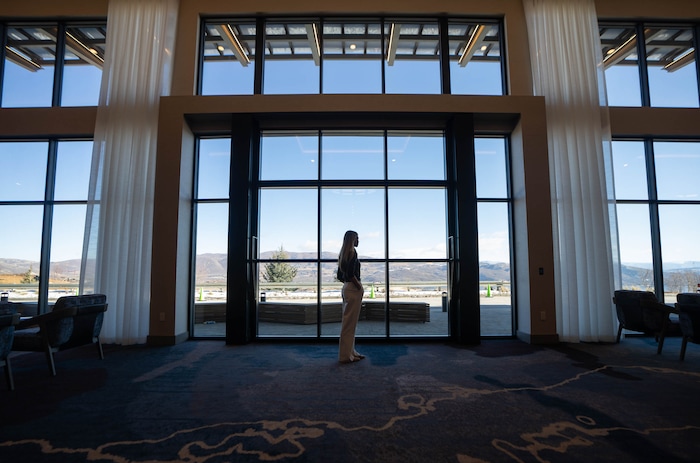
top-left (523, 0), bottom-right (620, 342)
top-left (80, 0), bottom-right (179, 344)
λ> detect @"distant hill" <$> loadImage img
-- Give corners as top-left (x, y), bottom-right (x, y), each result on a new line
top-left (1, 255), bottom-right (697, 289)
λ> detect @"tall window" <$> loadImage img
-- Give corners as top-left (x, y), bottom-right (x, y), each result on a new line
top-left (199, 16), bottom-right (504, 96)
top-left (600, 22), bottom-right (699, 108)
top-left (475, 137), bottom-right (513, 336)
top-left (1, 21), bottom-right (106, 107)
top-left (0, 140), bottom-right (93, 311)
top-left (612, 139), bottom-right (700, 302)
top-left (191, 137), bottom-right (231, 337)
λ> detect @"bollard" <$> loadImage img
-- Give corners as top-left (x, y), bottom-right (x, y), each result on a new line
top-left (442, 292), bottom-right (448, 312)
top-left (260, 292), bottom-right (266, 302)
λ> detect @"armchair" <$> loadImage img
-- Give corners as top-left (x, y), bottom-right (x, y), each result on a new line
top-left (676, 293), bottom-right (700, 361)
top-left (612, 290), bottom-right (678, 354)
top-left (59, 294), bottom-right (108, 359)
top-left (12, 305), bottom-right (77, 376)
top-left (0, 304), bottom-right (20, 390)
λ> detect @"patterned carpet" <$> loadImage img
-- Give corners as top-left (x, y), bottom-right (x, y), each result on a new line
top-left (1, 337), bottom-right (699, 462)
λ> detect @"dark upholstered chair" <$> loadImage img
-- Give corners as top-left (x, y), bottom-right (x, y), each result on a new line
top-left (12, 304), bottom-right (77, 376)
top-left (676, 293), bottom-right (700, 361)
top-left (613, 290), bottom-right (677, 354)
top-left (0, 303), bottom-right (21, 390)
top-left (59, 294), bottom-right (108, 359)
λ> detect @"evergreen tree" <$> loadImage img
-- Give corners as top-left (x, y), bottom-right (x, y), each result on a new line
top-left (262, 246), bottom-right (297, 283)
top-left (21, 267), bottom-right (34, 284)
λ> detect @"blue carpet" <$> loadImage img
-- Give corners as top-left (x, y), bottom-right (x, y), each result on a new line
top-left (1, 338), bottom-right (699, 462)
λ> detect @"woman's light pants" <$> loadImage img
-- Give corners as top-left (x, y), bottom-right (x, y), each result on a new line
top-left (339, 282), bottom-right (363, 362)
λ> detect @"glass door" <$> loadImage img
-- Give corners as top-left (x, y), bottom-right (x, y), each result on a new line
top-left (256, 129), bottom-right (451, 339)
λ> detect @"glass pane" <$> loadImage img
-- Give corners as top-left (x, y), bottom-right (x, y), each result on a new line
top-left (322, 22), bottom-right (382, 94)
top-left (478, 202), bottom-right (513, 336)
top-left (2, 24), bottom-right (57, 107)
top-left (259, 188), bottom-right (318, 259)
top-left (611, 140), bottom-right (648, 200)
top-left (475, 137), bottom-right (508, 198)
top-left (616, 204), bottom-right (654, 291)
top-left (192, 202), bottom-right (229, 337)
top-left (48, 204), bottom-right (86, 302)
top-left (55, 140), bottom-right (92, 200)
top-left (264, 22), bottom-right (320, 94)
top-left (197, 138), bottom-right (231, 199)
top-left (600, 25), bottom-right (641, 107)
top-left (646, 27), bottom-right (698, 108)
top-left (321, 131), bottom-right (384, 180)
top-left (321, 188), bottom-right (385, 258)
top-left (0, 205), bottom-right (43, 304)
top-left (354, 261), bottom-right (384, 337)
top-left (201, 21), bottom-right (256, 95)
top-left (0, 141), bottom-right (48, 201)
top-left (388, 188), bottom-right (446, 259)
top-left (654, 141), bottom-right (700, 200)
top-left (320, 261), bottom-right (344, 337)
top-left (388, 262), bottom-right (448, 337)
top-left (61, 24), bottom-right (105, 106)
top-left (260, 132), bottom-right (318, 180)
top-left (387, 131), bottom-right (445, 180)
top-left (384, 21), bottom-right (441, 94)
top-left (659, 205), bottom-right (700, 300)
top-left (258, 263), bottom-right (317, 338)
top-left (448, 22), bottom-right (503, 96)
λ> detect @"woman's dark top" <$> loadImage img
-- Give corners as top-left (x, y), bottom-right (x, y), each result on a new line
top-left (340, 253), bottom-right (361, 282)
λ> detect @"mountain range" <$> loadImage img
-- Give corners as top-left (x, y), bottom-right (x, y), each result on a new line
top-left (1, 254), bottom-right (698, 288)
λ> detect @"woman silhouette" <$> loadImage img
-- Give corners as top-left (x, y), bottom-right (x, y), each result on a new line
top-left (337, 230), bottom-right (365, 363)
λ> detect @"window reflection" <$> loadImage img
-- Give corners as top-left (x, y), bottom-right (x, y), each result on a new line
top-left (201, 21), bottom-right (256, 95)
top-left (264, 22), bottom-right (320, 94)
top-left (646, 27), bottom-right (698, 108)
top-left (61, 24), bottom-right (105, 106)
top-left (323, 21), bottom-right (383, 94)
top-left (600, 22), bottom-right (699, 108)
top-left (448, 21), bottom-right (503, 95)
top-left (2, 24), bottom-right (57, 107)
top-left (600, 25), bottom-right (641, 106)
top-left (384, 21), bottom-right (441, 94)
top-left (199, 16), bottom-right (505, 96)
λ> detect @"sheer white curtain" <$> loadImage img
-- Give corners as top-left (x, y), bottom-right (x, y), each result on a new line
top-left (523, 0), bottom-right (620, 342)
top-left (80, 0), bottom-right (179, 344)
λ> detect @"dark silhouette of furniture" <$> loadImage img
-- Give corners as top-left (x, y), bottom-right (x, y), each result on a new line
top-left (60, 294), bottom-right (108, 359)
top-left (0, 306), bottom-right (20, 391)
top-left (12, 294), bottom-right (108, 376)
top-left (676, 293), bottom-right (700, 361)
top-left (613, 290), bottom-right (677, 354)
